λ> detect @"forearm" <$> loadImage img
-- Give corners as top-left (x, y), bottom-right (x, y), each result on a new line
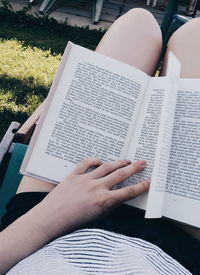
top-left (0, 202), bottom-right (62, 274)
top-left (0, 158), bottom-right (149, 274)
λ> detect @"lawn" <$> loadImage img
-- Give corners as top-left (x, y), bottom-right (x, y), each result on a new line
top-left (0, 3), bottom-right (104, 140)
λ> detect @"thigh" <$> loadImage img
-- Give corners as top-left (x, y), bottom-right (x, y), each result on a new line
top-left (96, 8), bottom-right (162, 76)
top-left (16, 176), bottom-right (55, 194)
top-left (161, 18), bottom-right (200, 78)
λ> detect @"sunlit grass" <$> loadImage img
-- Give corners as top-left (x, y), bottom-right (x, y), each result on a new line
top-left (0, 39), bottom-right (61, 88)
top-left (0, 6), bottom-right (103, 139)
top-left (0, 39), bottom-right (61, 137)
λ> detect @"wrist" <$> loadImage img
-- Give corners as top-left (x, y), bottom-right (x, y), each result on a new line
top-left (31, 199), bottom-right (74, 240)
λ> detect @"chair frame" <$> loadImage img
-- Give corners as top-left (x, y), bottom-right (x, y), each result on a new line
top-left (30, 0), bottom-right (106, 24)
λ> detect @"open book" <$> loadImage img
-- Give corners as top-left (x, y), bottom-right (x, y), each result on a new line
top-left (21, 42), bottom-right (200, 228)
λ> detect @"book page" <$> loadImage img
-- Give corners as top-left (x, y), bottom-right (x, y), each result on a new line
top-left (163, 78), bottom-right (200, 228)
top-left (25, 43), bottom-right (149, 183)
top-left (20, 43), bottom-right (73, 174)
top-left (121, 53), bottom-right (180, 214)
top-left (145, 65), bottom-right (179, 218)
top-left (120, 77), bottom-right (167, 210)
top-left (143, 53), bottom-right (180, 217)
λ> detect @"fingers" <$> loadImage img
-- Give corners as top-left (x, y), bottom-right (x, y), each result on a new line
top-left (72, 158), bottom-right (103, 175)
top-left (100, 160), bottom-right (147, 188)
top-left (89, 159), bottom-right (131, 179)
top-left (111, 179), bottom-right (150, 203)
top-left (71, 159), bottom-right (147, 188)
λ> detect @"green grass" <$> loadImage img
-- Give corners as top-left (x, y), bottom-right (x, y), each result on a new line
top-left (0, 4), bottom-right (104, 140)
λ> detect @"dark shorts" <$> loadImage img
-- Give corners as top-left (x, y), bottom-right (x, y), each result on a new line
top-left (1, 192), bottom-right (200, 274)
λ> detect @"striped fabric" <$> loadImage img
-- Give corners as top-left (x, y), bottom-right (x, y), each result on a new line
top-left (8, 228), bottom-right (191, 275)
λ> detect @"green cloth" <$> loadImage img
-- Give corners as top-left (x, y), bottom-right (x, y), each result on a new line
top-left (0, 143), bottom-right (27, 220)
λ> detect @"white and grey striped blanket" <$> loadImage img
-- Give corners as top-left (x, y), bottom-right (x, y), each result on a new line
top-left (8, 228), bottom-right (191, 275)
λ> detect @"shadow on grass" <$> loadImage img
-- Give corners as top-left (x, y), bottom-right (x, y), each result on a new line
top-left (0, 6), bottom-right (105, 55)
top-left (0, 6), bottom-right (105, 140)
top-left (0, 74), bottom-right (48, 104)
top-left (0, 74), bottom-right (48, 140)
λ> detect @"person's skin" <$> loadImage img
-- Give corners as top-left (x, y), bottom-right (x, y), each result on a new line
top-left (1, 7), bottom-right (200, 274)
top-left (0, 159), bottom-right (150, 274)
top-left (162, 17), bottom-right (200, 79)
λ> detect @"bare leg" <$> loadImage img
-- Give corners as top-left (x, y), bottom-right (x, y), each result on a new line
top-left (161, 18), bottom-right (200, 78)
top-left (96, 8), bottom-right (162, 76)
top-left (16, 176), bottom-right (55, 193)
top-left (17, 8), bottom-right (162, 193)
top-left (161, 18), bottom-right (200, 240)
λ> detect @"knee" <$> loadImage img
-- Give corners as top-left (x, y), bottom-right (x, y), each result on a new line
top-left (169, 18), bottom-right (200, 45)
top-left (125, 7), bottom-right (156, 21)
top-left (120, 8), bottom-right (159, 27)
top-left (178, 17), bottom-right (200, 33)
top-left (118, 8), bottom-right (162, 45)
top-left (119, 8), bottom-right (156, 26)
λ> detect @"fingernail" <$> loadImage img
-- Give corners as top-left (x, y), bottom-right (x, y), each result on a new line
top-left (137, 160), bottom-right (147, 165)
top-left (126, 160), bottom-right (132, 165)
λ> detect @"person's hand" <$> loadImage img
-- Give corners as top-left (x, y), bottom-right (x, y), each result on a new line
top-left (0, 158), bottom-right (150, 274)
top-left (38, 158), bottom-right (150, 239)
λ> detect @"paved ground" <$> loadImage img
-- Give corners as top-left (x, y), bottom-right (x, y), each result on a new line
top-left (1, 0), bottom-right (200, 30)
